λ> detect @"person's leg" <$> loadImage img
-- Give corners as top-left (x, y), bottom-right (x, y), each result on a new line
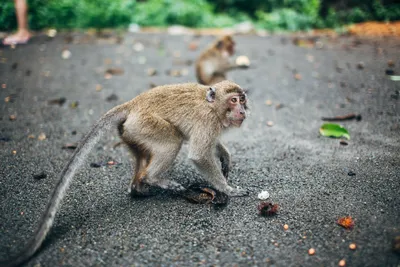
top-left (3, 0), bottom-right (31, 45)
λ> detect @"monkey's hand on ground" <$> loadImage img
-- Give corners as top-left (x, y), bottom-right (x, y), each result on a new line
top-left (228, 186), bottom-right (249, 197)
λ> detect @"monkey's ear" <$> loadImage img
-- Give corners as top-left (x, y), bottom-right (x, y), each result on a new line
top-left (206, 87), bottom-right (216, 103)
top-left (216, 40), bottom-right (224, 50)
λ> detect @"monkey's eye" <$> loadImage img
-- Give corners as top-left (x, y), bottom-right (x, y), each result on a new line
top-left (231, 97), bottom-right (238, 103)
top-left (239, 95), bottom-right (246, 103)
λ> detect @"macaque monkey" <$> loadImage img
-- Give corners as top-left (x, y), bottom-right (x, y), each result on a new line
top-left (196, 35), bottom-right (248, 86)
top-left (1, 80), bottom-right (248, 267)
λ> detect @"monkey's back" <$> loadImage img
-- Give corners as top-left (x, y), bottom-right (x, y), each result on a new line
top-left (125, 83), bottom-right (220, 139)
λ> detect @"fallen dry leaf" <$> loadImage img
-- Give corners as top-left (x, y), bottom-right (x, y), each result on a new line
top-left (337, 216), bottom-right (354, 229)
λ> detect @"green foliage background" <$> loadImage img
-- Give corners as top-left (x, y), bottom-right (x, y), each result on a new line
top-left (0, 0), bottom-right (399, 31)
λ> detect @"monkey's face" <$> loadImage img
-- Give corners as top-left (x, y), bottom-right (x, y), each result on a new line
top-left (226, 93), bottom-right (247, 127)
top-left (216, 36), bottom-right (235, 56)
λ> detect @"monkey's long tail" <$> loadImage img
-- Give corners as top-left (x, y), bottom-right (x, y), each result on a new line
top-left (0, 106), bottom-right (128, 267)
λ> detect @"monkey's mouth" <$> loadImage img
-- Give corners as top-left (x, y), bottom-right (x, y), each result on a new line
top-left (231, 119), bottom-right (244, 127)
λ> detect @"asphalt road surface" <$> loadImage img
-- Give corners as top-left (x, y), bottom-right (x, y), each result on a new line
top-left (0, 31), bottom-right (399, 266)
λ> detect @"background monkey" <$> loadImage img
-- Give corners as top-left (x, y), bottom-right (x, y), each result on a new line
top-left (1, 80), bottom-right (248, 267)
top-left (196, 35), bottom-right (248, 86)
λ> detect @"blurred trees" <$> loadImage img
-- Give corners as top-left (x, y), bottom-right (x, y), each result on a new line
top-left (0, 0), bottom-right (399, 31)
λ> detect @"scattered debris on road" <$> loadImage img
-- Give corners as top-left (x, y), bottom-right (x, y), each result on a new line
top-left (321, 113), bottom-right (362, 122)
top-left (33, 172), bottom-right (47, 180)
top-left (258, 201), bottom-right (279, 216)
top-left (62, 143), bottom-right (78, 150)
top-left (337, 216), bottom-right (355, 229)
top-left (48, 97), bottom-right (66, 106)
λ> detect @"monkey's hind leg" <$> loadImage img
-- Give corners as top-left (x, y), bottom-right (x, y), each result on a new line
top-left (143, 139), bottom-right (185, 193)
top-left (126, 143), bottom-right (152, 196)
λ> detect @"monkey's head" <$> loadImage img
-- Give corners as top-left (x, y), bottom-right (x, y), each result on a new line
top-left (206, 80), bottom-right (248, 128)
top-left (216, 35), bottom-right (235, 56)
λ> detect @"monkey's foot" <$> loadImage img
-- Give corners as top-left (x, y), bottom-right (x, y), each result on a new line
top-left (129, 183), bottom-right (153, 197)
top-left (228, 186), bottom-right (249, 197)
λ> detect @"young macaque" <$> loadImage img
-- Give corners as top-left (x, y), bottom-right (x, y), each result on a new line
top-left (196, 35), bottom-right (248, 85)
top-left (1, 80), bottom-right (248, 267)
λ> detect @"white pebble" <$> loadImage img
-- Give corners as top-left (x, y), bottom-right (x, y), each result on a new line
top-left (258, 190), bottom-right (270, 200)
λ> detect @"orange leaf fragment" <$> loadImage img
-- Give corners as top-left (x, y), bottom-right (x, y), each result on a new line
top-left (337, 216), bottom-right (354, 229)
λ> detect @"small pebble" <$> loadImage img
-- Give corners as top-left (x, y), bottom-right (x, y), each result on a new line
top-left (38, 133), bottom-right (47, 141)
top-left (340, 140), bottom-right (348, 146)
top-left (308, 248), bottom-right (315, 255)
top-left (356, 62), bottom-right (364, 69)
top-left (338, 259), bottom-right (346, 266)
top-left (266, 121), bottom-right (274, 127)
top-left (349, 243), bottom-right (357, 250)
top-left (33, 172), bottom-right (47, 180)
top-left (294, 73), bottom-right (302, 80)
top-left (61, 49), bottom-right (71, 59)
top-left (257, 190), bottom-right (270, 200)
top-left (283, 224), bottom-right (289, 230)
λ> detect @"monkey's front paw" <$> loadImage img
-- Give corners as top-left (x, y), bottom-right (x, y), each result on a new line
top-left (228, 186), bottom-right (249, 197)
top-left (129, 183), bottom-right (152, 197)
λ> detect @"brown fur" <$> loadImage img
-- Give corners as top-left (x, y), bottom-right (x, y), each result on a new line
top-left (195, 35), bottom-right (243, 85)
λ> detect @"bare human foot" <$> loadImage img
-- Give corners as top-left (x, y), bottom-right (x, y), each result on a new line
top-left (3, 29), bottom-right (30, 45)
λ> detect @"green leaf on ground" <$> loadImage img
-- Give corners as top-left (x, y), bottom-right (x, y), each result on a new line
top-left (319, 123), bottom-right (350, 140)
top-left (389, 76), bottom-right (400, 81)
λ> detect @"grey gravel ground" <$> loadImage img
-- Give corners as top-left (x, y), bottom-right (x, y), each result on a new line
top-left (0, 32), bottom-right (399, 267)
